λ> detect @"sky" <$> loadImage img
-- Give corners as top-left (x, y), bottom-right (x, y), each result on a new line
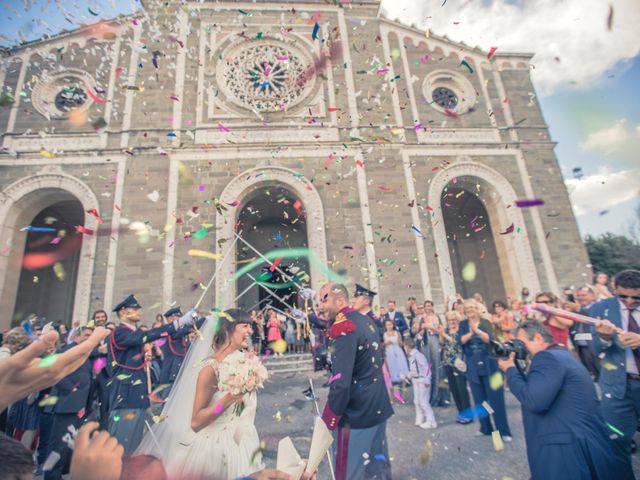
top-left (1, 0), bottom-right (638, 239)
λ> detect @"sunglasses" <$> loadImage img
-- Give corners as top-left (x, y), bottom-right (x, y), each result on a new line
top-left (536, 300), bottom-right (552, 304)
top-left (618, 294), bottom-right (640, 301)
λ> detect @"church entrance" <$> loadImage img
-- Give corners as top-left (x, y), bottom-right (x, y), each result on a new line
top-left (442, 183), bottom-right (508, 304)
top-left (12, 200), bottom-right (84, 326)
top-left (235, 185), bottom-right (309, 312)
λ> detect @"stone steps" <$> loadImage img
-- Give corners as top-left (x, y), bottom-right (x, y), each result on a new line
top-left (263, 352), bottom-right (315, 375)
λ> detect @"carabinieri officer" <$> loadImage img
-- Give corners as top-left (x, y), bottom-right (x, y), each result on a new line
top-left (318, 283), bottom-right (394, 480)
top-left (107, 294), bottom-right (195, 456)
top-left (158, 306), bottom-right (205, 396)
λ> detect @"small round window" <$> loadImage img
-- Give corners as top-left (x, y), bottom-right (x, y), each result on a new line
top-left (432, 87), bottom-right (458, 110)
top-left (54, 87), bottom-right (88, 112)
top-left (31, 69), bottom-right (96, 119)
top-left (422, 69), bottom-right (477, 115)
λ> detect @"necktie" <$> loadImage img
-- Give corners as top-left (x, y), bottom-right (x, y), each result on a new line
top-left (626, 308), bottom-right (640, 372)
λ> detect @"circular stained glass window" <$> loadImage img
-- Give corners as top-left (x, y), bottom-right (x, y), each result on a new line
top-left (216, 39), bottom-right (316, 113)
top-left (54, 87), bottom-right (88, 112)
top-left (432, 86), bottom-right (458, 110)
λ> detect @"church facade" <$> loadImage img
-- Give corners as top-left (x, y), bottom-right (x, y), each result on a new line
top-left (0, 0), bottom-right (590, 328)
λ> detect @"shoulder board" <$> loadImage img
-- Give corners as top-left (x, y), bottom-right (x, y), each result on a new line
top-left (329, 318), bottom-right (357, 339)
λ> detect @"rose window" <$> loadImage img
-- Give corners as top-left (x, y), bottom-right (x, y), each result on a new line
top-left (31, 69), bottom-right (96, 119)
top-left (432, 86), bottom-right (458, 110)
top-left (217, 40), bottom-right (316, 113)
top-left (54, 87), bottom-right (88, 112)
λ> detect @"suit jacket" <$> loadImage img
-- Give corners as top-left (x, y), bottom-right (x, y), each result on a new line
top-left (506, 347), bottom-right (622, 480)
top-left (107, 322), bottom-right (178, 410)
top-left (384, 311), bottom-right (408, 334)
top-left (45, 342), bottom-right (94, 415)
top-left (457, 318), bottom-right (498, 383)
top-left (322, 307), bottom-right (394, 430)
top-left (590, 297), bottom-right (632, 399)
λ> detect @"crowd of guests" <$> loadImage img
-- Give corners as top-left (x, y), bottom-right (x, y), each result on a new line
top-left (1, 268), bottom-right (638, 479)
top-left (338, 273), bottom-right (617, 431)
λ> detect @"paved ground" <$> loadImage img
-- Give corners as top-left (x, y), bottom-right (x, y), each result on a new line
top-left (256, 370), bottom-right (640, 480)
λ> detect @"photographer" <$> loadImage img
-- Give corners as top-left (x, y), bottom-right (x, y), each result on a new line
top-left (498, 320), bottom-right (625, 480)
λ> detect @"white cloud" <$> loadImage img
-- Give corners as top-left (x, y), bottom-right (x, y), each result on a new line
top-left (580, 119), bottom-right (629, 153)
top-left (565, 166), bottom-right (640, 216)
top-left (380, 0), bottom-right (640, 96)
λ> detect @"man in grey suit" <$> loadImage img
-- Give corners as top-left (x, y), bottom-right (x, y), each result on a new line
top-left (592, 269), bottom-right (640, 479)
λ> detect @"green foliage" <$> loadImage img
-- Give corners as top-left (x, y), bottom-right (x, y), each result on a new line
top-left (584, 233), bottom-right (640, 277)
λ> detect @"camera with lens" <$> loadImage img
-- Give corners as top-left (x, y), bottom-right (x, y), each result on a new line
top-left (489, 339), bottom-right (529, 360)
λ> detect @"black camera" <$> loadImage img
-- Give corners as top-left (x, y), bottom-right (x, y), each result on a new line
top-left (489, 339), bottom-right (529, 360)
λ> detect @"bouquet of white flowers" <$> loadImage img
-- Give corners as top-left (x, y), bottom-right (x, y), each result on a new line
top-left (217, 351), bottom-right (269, 415)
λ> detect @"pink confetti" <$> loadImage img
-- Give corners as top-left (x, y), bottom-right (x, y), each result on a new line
top-left (393, 390), bottom-right (406, 403)
top-left (214, 403), bottom-right (224, 414)
top-left (487, 47), bottom-right (498, 59)
top-left (217, 123), bottom-right (230, 133)
top-left (169, 95), bottom-right (179, 101)
top-left (77, 407), bottom-right (85, 418)
top-left (92, 357), bottom-right (107, 373)
top-left (328, 373), bottom-right (342, 384)
top-left (502, 96), bottom-right (509, 104)
top-left (227, 200), bottom-right (240, 207)
top-left (376, 68), bottom-right (389, 74)
top-left (50, 237), bottom-right (61, 245)
top-left (198, 185), bottom-right (206, 192)
top-left (419, 54), bottom-right (430, 63)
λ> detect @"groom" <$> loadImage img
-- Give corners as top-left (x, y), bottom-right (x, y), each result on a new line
top-left (318, 283), bottom-right (394, 480)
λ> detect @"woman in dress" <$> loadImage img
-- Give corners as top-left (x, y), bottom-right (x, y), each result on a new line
top-left (383, 320), bottom-right (408, 383)
top-left (593, 272), bottom-right (614, 299)
top-left (266, 309), bottom-right (283, 357)
top-left (438, 311), bottom-right (472, 424)
top-left (136, 309), bottom-right (264, 480)
top-left (490, 300), bottom-right (515, 341)
top-left (420, 301), bottom-right (448, 407)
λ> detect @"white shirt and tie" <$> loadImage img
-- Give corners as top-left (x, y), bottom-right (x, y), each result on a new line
top-left (620, 301), bottom-right (640, 375)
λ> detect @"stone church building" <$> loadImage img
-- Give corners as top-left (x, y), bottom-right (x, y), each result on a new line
top-left (0, 0), bottom-right (590, 329)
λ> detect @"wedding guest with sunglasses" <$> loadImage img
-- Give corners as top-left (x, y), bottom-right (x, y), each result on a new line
top-left (592, 269), bottom-right (640, 479)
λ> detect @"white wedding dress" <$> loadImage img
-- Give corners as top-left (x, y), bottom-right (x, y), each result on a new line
top-left (164, 353), bottom-right (263, 479)
top-left (136, 316), bottom-right (264, 480)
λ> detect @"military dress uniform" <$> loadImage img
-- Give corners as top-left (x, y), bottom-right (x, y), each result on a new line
top-left (43, 340), bottom-right (96, 480)
top-left (158, 307), bottom-right (205, 396)
top-left (321, 306), bottom-right (394, 480)
top-left (107, 295), bottom-right (192, 456)
top-left (354, 283), bottom-right (384, 341)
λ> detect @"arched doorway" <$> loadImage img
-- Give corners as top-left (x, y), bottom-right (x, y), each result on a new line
top-left (429, 161), bottom-right (541, 305)
top-left (215, 166), bottom-right (328, 310)
top-left (442, 185), bottom-right (506, 303)
top-left (235, 185), bottom-right (310, 311)
top-left (0, 174), bottom-right (100, 330)
top-left (13, 201), bottom-right (84, 326)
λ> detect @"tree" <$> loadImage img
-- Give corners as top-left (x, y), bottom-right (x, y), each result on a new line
top-left (585, 233), bottom-right (640, 277)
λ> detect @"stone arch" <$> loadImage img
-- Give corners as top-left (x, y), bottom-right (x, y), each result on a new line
top-left (427, 159), bottom-right (541, 301)
top-left (215, 166), bottom-right (328, 309)
top-left (0, 172), bottom-right (100, 329)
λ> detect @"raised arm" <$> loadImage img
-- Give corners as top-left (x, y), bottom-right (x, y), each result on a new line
top-left (505, 351), bottom-right (564, 414)
top-left (191, 364), bottom-right (243, 433)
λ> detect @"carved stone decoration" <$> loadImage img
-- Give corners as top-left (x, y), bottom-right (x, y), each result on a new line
top-left (422, 69), bottom-right (477, 115)
top-left (215, 39), bottom-right (316, 113)
top-left (31, 69), bottom-right (97, 119)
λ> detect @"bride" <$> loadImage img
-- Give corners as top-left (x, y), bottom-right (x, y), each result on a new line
top-left (137, 308), bottom-right (265, 479)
